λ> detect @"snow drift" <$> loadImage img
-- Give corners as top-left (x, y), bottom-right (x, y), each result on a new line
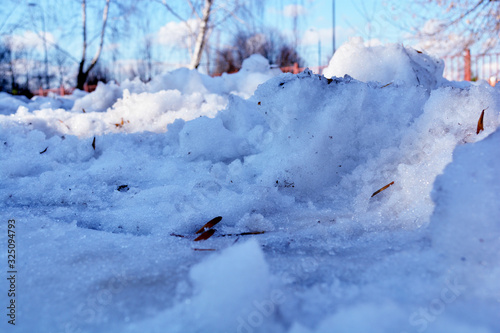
top-left (323, 37), bottom-right (445, 90)
top-left (0, 45), bottom-right (499, 333)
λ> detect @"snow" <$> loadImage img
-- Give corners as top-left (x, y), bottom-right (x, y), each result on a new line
top-left (429, 129), bottom-right (500, 302)
top-left (0, 45), bottom-right (499, 333)
top-left (0, 92), bottom-right (29, 115)
top-left (323, 37), bottom-right (445, 90)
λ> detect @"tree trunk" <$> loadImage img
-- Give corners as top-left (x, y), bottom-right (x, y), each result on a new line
top-left (76, 70), bottom-right (88, 90)
top-left (189, 0), bottom-right (212, 69)
top-left (76, 0), bottom-right (87, 90)
top-left (76, 0), bottom-right (111, 90)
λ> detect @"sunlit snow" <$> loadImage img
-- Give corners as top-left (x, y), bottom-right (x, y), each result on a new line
top-left (0, 44), bottom-right (499, 333)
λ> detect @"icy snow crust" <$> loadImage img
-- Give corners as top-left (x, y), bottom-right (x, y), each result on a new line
top-left (0, 51), bottom-right (499, 333)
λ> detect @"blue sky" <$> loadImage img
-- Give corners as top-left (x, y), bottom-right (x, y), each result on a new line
top-left (259, 0), bottom-right (405, 67)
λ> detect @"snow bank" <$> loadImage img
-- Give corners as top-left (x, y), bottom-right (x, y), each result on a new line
top-left (125, 239), bottom-right (280, 333)
top-left (0, 47), bottom-right (499, 333)
top-left (0, 92), bottom-right (29, 115)
top-left (72, 81), bottom-right (123, 112)
top-left (428, 129), bottom-right (500, 318)
top-left (323, 37), bottom-right (444, 90)
top-left (0, 55), bottom-right (279, 136)
top-left (431, 129), bottom-right (500, 260)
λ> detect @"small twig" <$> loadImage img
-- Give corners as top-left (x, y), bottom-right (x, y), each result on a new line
top-left (58, 119), bottom-right (70, 130)
top-left (218, 231), bottom-right (266, 237)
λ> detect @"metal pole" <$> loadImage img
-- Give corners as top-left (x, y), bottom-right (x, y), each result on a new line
top-left (332, 0), bottom-right (336, 55)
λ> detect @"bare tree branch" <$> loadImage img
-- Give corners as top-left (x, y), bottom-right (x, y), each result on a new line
top-left (386, 0), bottom-right (500, 55)
top-left (186, 0), bottom-right (201, 19)
top-left (159, 0), bottom-right (195, 37)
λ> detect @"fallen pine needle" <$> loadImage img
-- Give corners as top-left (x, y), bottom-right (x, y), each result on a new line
top-left (219, 231), bottom-right (266, 237)
top-left (92, 137), bottom-right (96, 150)
top-left (381, 82), bottom-right (393, 88)
top-left (371, 181), bottom-right (395, 197)
top-left (170, 228), bottom-right (265, 241)
top-left (194, 229), bottom-right (216, 241)
top-left (58, 119), bottom-right (70, 130)
top-left (196, 216), bottom-right (222, 234)
top-left (477, 108), bottom-right (486, 134)
top-left (39, 147), bottom-right (48, 154)
top-left (193, 248), bottom-right (216, 251)
top-left (238, 231), bottom-right (265, 236)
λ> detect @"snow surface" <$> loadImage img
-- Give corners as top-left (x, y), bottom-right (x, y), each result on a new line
top-left (0, 47), bottom-right (499, 333)
top-left (323, 37), bottom-right (445, 90)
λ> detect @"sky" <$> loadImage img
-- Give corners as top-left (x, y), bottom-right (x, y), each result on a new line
top-left (261, 0), bottom-right (404, 67)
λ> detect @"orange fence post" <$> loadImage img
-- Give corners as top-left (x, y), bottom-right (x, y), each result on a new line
top-left (464, 49), bottom-right (471, 81)
top-left (293, 62), bottom-right (299, 74)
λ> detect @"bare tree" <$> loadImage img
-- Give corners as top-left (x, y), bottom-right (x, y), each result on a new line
top-left (24, 0), bottom-right (136, 89)
top-left (158, 0), bottom-right (265, 70)
top-left (385, 0), bottom-right (500, 55)
top-left (55, 49), bottom-right (69, 88)
top-left (344, 0), bottom-right (384, 42)
top-left (0, 36), bottom-right (36, 95)
top-left (214, 28), bottom-right (304, 74)
top-left (0, 39), bottom-right (16, 92)
top-left (76, 0), bottom-right (111, 90)
top-left (135, 14), bottom-right (156, 82)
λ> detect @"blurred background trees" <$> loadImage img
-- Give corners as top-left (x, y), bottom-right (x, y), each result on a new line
top-left (0, 0), bottom-right (139, 94)
top-left (385, 0), bottom-right (500, 57)
top-left (214, 28), bottom-right (304, 74)
top-left (1, 0), bottom-right (499, 96)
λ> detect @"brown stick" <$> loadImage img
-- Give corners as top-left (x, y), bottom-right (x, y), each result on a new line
top-left (371, 181), bottom-right (395, 198)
